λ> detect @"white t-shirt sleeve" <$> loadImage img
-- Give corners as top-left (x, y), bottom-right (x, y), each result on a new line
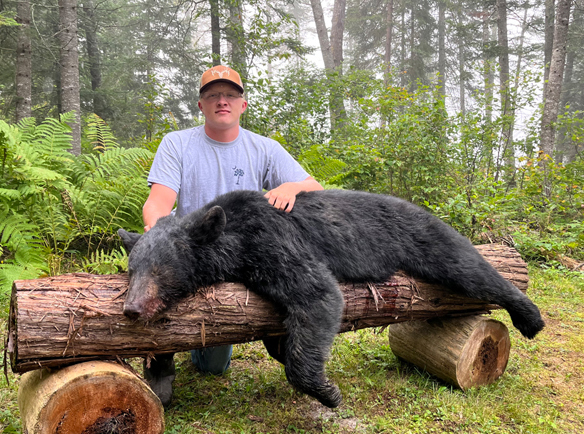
top-left (147, 132), bottom-right (183, 194)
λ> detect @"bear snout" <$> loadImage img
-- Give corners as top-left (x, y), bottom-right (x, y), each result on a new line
top-left (123, 303), bottom-right (142, 320)
top-left (123, 296), bottom-right (166, 321)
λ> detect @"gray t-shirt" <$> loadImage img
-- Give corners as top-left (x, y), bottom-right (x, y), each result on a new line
top-left (148, 126), bottom-right (310, 216)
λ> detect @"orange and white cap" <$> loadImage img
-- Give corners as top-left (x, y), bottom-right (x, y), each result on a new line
top-left (199, 65), bottom-right (244, 94)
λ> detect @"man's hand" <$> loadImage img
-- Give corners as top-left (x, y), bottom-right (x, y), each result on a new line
top-left (264, 177), bottom-right (323, 212)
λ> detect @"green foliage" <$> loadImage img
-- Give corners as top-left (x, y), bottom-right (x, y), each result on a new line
top-left (296, 145), bottom-right (347, 188)
top-left (0, 11), bottom-right (18, 27)
top-left (0, 114), bottom-right (152, 294)
top-left (335, 70), bottom-right (452, 203)
top-left (243, 63), bottom-right (583, 266)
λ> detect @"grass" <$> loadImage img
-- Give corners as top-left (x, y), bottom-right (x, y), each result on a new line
top-left (1, 266), bottom-right (583, 433)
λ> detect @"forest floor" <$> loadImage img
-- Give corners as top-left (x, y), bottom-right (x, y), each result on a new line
top-left (1, 266), bottom-right (583, 433)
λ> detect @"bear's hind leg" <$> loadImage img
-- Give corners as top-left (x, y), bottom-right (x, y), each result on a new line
top-left (281, 275), bottom-right (344, 408)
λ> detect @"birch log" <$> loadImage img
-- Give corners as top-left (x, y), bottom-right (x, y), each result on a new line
top-left (7, 244), bottom-right (528, 373)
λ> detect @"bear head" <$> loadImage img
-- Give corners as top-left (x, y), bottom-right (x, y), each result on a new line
top-left (118, 206), bottom-right (226, 321)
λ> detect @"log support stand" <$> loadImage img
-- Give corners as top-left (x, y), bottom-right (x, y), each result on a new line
top-left (388, 315), bottom-right (511, 390)
top-left (18, 361), bottom-right (164, 434)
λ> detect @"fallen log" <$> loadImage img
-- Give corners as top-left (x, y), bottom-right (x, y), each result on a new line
top-left (7, 244), bottom-right (528, 373)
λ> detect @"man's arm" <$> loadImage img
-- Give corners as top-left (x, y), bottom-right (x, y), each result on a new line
top-left (143, 183), bottom-right (178, 231)
top-left (264, 176), bottom-right (323, 212)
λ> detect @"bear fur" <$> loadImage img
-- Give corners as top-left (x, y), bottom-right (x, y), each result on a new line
top-left (118, 189), bottom-right (544, 408)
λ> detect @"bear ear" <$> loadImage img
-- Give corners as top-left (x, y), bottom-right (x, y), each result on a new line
top-left (188, 206), bottom-right (226, 245)
top-left (118, 229), bottom-right (142, 253)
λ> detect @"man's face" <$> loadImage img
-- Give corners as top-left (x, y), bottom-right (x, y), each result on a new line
top-left (198, 82), bottom-right (248, 132)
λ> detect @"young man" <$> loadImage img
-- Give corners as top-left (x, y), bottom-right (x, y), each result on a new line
top-left (142, 65), bottom-right (323, 407)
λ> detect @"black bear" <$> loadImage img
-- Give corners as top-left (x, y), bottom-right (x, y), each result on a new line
top-left (118, 189), bottom-right (544, 408)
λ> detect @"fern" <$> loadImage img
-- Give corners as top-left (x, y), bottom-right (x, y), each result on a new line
top-left (0, 114), bottom-right (152, 293)
top-left (81, 248), bottom-right (128, 275)
top-left (85, 114), bottom-right (119, 151)
top-left (297, 145), bottom-right (348, 186)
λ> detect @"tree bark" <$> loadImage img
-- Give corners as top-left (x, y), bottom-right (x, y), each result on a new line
top-left (482, 7), bottom-right (494, 124)
top-left (389, 315), bottom-right (510, 390)
top-left (18, 361), bottom-right (164, 434)
top-left (540, 0), bottom-right (573, 194)
top-left (496, 0), bottom-right (514, 184)
top-left (309, 0), bottom-right (347, 130)
top-left (330, 0), bottom-right (346, 69)
top-left (544, 0), bottom-right (556, 86)
top-left (457, 10), bottom-right (466, 116)
top-left (58, 0), bottom-right (82, 156)
top-left (309, 0), bottom-right (334, 71)
top-left (81, 0), bottom-right (106, 119)
top-left (15, 0), bottom-right (32, 123)
top-left (557, 7), bottom-right (581, 164)
top-left (210, 0), bottom-right (221, 65)
top-left (228, 0), bottom-right (246, 76)
top-left (384, 0), bottom-right (394, 75)
top-left (8, 244), bottom-right (529, 373)
top-left (438, 0), bottom-right (445, 98)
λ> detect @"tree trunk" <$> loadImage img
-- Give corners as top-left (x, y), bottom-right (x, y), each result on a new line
top-left (309, 0), bottom-right (334, 70)
top-left (81, 0), bottom-right (106, 119)
top-left (389, 315), bottom-right (510, 390)
top-left (540, 0), bottom-right (573, 195)
top-left (457, 10), bottom-right (465, 116)
top-left (18, 361), bottom-right (164, 434)
top-left (210, 0), bottom-right (221, 65)
top-left (309, 0), bottom-right (347, 130)
top-left (8, 244), bottom-right (529, 373)
top-left (384, 0), bottom-right (394, 75)
top-left (330, 0), bottom-right (346, 69)
top-left (544, 0), bottom-right (556, 86)
top-left (483, 7), bottom-right (494, 124)
top-left (15, 0), bottom-right (32, 123)
top-left (228, 0), bottom-right (246, 76)
top-left (438, 0), bottom-right (445, 98)
top-left (496, 0), bottom-right (514, 184)
top-left (557, 7), bottom-right (581, 163)
top-left (58, 0), bottom-right (82, 156)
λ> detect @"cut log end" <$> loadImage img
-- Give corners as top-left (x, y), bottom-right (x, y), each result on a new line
top-left (18, 361), bottom-right (164, 434)
top-left (388, 315), bottom-right (510, 390)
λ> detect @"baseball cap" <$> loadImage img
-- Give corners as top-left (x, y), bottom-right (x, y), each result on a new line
top-left (199, 65), bottom-right (244, 94)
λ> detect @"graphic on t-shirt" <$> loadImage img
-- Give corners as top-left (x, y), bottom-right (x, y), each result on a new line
top-left (233, 167), bottom-right (245, 185)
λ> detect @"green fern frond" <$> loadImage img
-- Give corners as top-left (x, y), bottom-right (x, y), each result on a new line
top-left (86, 114), bottom-right (119, 151)
top-left (0, 188), bottom-right (21, 201)
top-left (16, 116), bottom-right (36, 131)
top-left (0, 263), bottom-right (45, 295)
top-left (298, 145), bottom-right (347, 182)
top-left (81, 248), bottom-right (128, 275)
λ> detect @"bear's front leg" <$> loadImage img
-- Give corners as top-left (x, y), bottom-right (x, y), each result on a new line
top-left (256, 265), bottom-right (345, 408)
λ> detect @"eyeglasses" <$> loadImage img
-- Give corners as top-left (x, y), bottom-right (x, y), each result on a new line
top-left (201, 91), bottom-right (243, 101)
